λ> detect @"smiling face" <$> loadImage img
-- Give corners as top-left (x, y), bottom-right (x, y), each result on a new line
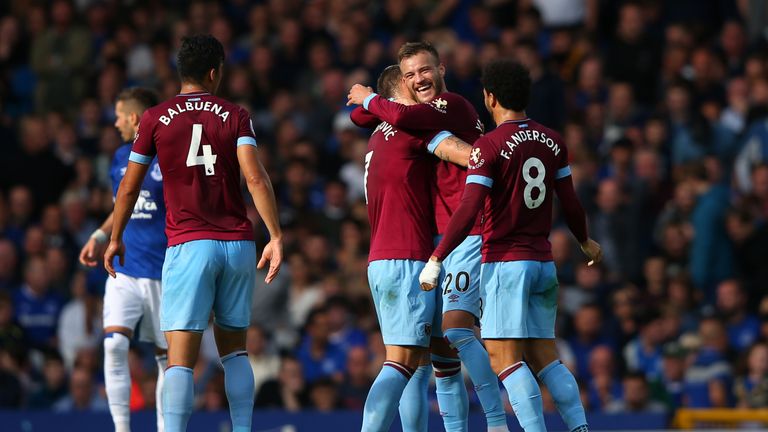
top-left (399, 51), bottom-right (445, 103)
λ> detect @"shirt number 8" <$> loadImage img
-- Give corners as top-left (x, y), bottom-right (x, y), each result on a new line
top-left (522, 157), bottom-right (546, 209)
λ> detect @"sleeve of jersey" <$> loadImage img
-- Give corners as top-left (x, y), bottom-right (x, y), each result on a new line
top-left (364, 93), bottom-right (452, 131)
top-left (236, 108), bottom-right (257, 147)
top-left (350, 106), bottom-right (380, 128)
top-left (129, 111), bottom-right (156, 165)
top-left (433, 183), bottom-right (489, 260)
top-left (554, 172), bottom-right (588, 243)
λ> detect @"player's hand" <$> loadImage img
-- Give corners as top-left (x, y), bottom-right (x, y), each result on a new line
top-left (347, 84), bottom-right (374, 106)
top-left (79, 230), bottom-right (108, 267)
top-left (580, 238), bottom-right (602, 266)
top-left (419, 258), bottom-right (442, 291)
top-left (258, 238), bottom-right (283, 284)
top-left (103, 239), bottom-right (125, 278)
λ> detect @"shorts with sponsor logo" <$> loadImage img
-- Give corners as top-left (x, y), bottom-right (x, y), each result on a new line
top-left (480, 260), bottom-right (558, 339)
top-left (433, 235), bottom-right (482, 333)
top-left (104, 273), bottom-right (166, 348)
top-left (161, 240), bottom-right (256, 332)
top-left (368, 259), bottom-right (437, 347)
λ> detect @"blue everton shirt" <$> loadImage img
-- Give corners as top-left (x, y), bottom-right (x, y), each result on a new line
top-left (110, 144), bottom-right (166, 279)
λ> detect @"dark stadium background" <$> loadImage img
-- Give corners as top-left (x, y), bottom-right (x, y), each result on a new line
top-left (1, 0), bottom-right (768, 430)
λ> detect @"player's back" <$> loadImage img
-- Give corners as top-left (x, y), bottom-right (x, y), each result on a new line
top-left (132, 92), bottom-right (255, 246)
top-left (365, 119), bottom-right (436, 262)
top-left (478, 119), bottom-right (570, 262)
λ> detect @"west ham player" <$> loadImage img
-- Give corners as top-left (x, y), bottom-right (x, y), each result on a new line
top-left (420, 60), bottom-right (602, 432)
top-left (79, 88), bottom-right (166, 432)
top-left (348, 42), bottom-right (508, 432)
top-left (104, 35), bottom-right (282, 432)
top-left (350, 65), bottom-right (472, 432)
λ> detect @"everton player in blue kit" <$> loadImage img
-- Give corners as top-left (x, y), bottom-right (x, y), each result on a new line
top-left (79, 88), bottom-right (167, 432)
top-left (421, 60), bottom-right (602, 432)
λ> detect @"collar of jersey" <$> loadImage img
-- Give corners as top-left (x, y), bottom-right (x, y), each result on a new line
top-left (500, 118), bottom-right (530, 125)
top-left (177, 92), bottom-right (210, 96)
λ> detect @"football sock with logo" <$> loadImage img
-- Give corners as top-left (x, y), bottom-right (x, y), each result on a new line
top-left (432, 354), bottom-right (469, 432)
top-left (162, 366), bottom-right (194, 432)
top-left (499, 362), bottom-right (545, 432)
top-left (538, 360), bottom-right (587, 432)
top-left (104, 332), bottom-right (131, 432)
top-left (221, 351), bottom-right (254, 432)
top-left (398, 365), bottom-right (430, 432)
top-left (361, 361), bottom-right (415, 432)
top-left (444, 328), bottom-right (508, 430)
top-left (155, 354), bottom-right (168, 432)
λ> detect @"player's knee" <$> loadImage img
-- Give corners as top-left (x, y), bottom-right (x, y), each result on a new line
top-left (104, 332), bottom-right (130, 364)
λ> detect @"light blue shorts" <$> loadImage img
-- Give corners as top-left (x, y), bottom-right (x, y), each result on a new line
top-left (161, 239), bottom-right (256, 332)
top-left (480, 260), bottom-right (558, 339)
top-left (368, 259), bottom-right (437, 347)
top-left (435, 235), bottom-right (482, 328)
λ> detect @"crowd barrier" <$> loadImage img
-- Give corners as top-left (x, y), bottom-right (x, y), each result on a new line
top-left (673, 408), bottom-right (768, 429)
top-left (0, 410), bottom-right (669, 431)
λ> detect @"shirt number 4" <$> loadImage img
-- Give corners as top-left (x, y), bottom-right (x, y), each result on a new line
top-left (186, 124), bottom-right (217, 176)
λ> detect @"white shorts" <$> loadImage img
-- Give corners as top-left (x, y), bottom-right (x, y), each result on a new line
top-left (103, 273), bottom-right (167, 349)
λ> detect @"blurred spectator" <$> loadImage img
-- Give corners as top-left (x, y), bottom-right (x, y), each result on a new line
top-left (586, 345), bottom-right (621, 411)
top-left (604, 372), bottom-right (667, 413)
top-left (652, 342), bottom-right (687, 411)
top-left (725, 207), bottom-right (768, 300)
top-left (734, 341), bottom-right (768, 408)
top-left (13, 256), bottom-right (63, 350)
top-left (309, 377), bottom-right (341, 412)
top-left (339, 345), bottom-right (373, 410)
top-left (295, 307), bottom-right (346, 383)
top-left (568, 304), bottom-right (614, 380)
top-left (52, 367), bottom-right (107, 412)
top-left (325, 296), bottom-right (367, 354)
top-left (623, 310), bottom-right (665, 381)
top-left (28, 351), bottom-right (68, 408)
top-left (683, 316), bottom-right (733, 408)
top-left (0, 292), bottom-right (24, 354)
top-left (255, 357), bottom-right (309, 411)
top-left (515, 39), bottom-right (566, 130)
top-left (716, 280), bottom-right (760, 351)
top-left (246, 325), bottom-right (280, 394)
top-left (57, 271), bottom-right (100, 369)
top-left (0, 239), bottom-right (19, 291)
top-left (0, 347), bottom-right (22, 407)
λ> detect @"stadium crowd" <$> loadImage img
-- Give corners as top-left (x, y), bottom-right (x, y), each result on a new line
top-left (1, 0), bottom-right (768, 420)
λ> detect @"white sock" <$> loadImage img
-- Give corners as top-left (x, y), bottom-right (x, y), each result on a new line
top-left (155, 354), bottom-right (168, 432)
top-left (104, 332), bottom-right (131, 432)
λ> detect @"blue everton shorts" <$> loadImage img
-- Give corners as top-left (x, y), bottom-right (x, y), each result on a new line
top-left (368, 259), bottom-right (437, 347)
top-left (434, 235), bottom-right (482, 329)
top-left (161, 239), bottom-right (256, 332)
top-left (480, 260), bottom-right (558, 339)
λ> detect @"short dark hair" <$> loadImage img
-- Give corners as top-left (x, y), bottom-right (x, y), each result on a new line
top-left (177, 34), bottom-right (225, 84)
top-left (376, 65), bottom-right (402, 99)
top-left (116, 87), bottom-right (158, 112)
top-left (481, 59), bottom-right (531, 111)
top-left (398, 41), bottom-right (440, 64)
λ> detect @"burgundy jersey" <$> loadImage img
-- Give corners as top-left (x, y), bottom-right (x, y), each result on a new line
top-left (364, 91), bottom-right (484, 235)
top-left (130, 92), bottom-right (255, 246)
top-left (467, 119), bottom-right (571, 262)
top-left (351, 107), bottom-right (443, 262)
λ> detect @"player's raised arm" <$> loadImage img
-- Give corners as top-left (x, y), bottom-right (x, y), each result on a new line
top-left (349, 106), bottom-right (380, 129)
top-left (237, 140), bottom-right (283, 284)
top-left (348, 85), bottom-right (454, 131)
top-left (105, 161), bottom-right (149, 277)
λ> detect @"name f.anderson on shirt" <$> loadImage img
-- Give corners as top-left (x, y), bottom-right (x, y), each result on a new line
top-left (501, 129), bottom-right (561, 160)
top-left (158, 100), bottom-right (231, 125)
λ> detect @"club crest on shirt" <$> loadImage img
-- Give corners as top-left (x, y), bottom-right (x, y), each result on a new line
top-left (150, 163), bottom-right (163, 181)
top-left (430, 98), bottom-right (448, 113)
top-left (469, 147), bottom-right (485, 169)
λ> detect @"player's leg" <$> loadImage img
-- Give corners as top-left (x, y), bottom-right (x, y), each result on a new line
top-left (214, 240), bottom-right (258, 432)
top-left (160, 240), bottom-right (220, 432)
top-left (103, 273), bottom-right (143, 432)
top-left (139, 277), bottom-right (169, 432)
top-left (364, 259), bottom-right (436, 432)
top-left (524, 262), bottom-right (587, 432)
top-left (441, 235), bottom-right (508, 432)
top-left (481, 261), bottom-right (546, 432)
top-left (398, 350), bottom-right (430, 432)
top-left (431, 335), bottom-right (469, 432)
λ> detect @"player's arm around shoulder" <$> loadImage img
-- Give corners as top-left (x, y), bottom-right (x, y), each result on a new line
top-left (236, 143), bottom-right (283, 284)
top-left (431, 134), bottom-right (472, 167)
